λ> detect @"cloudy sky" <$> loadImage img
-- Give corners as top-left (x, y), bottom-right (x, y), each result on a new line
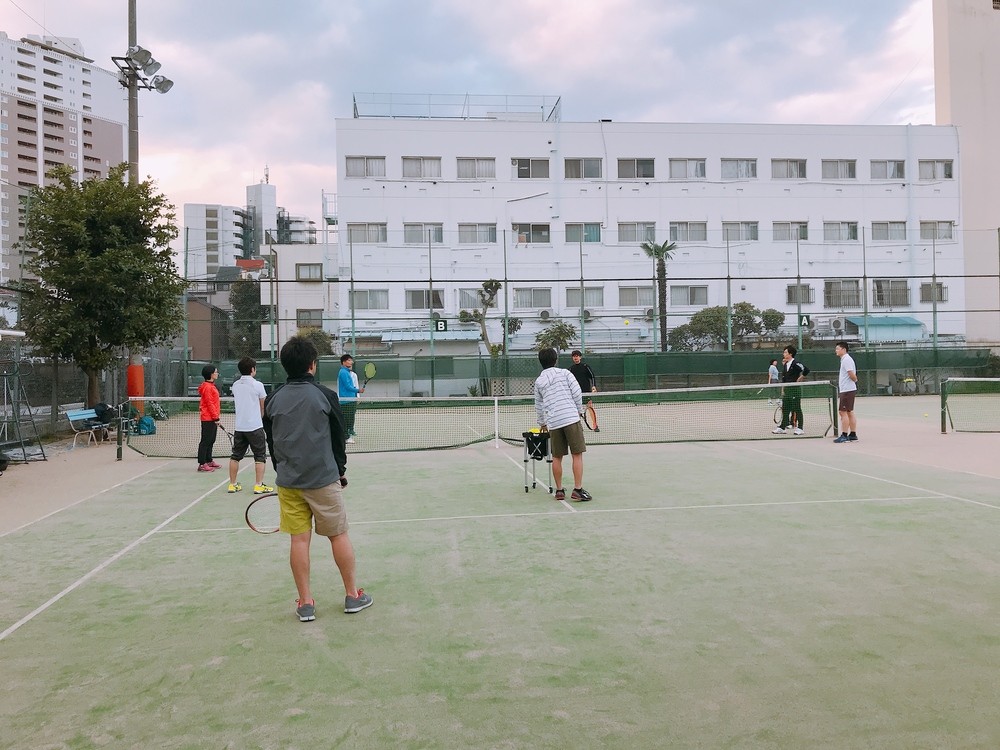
top-left (3, 0), bottom-right (935, 223)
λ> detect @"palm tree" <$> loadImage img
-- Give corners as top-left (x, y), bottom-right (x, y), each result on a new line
top-left (640, 239), bottom-right (677, 352)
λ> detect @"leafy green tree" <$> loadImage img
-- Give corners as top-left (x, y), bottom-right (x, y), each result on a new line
top-left (459, 278), bottom-right (522, 354)
top-left (533, 321), bottom-right (577, 352)
top-left (17, 164), bottom-right (185, 406)
top-left (640, 240), bottom-right (676, 352)
top-left (297, 326), bottom-right (334, 356)
top-left (687, 302), bottom-right (766, 349)
top-left (667, 323), bottom-right (709, 352)
top-left (760, 308), bottom-right (786, 338)
top-left (229, 278), bottom-right (266, 358)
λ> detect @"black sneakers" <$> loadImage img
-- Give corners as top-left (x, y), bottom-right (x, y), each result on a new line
top-left (571, 488), bottom-right (593, 502)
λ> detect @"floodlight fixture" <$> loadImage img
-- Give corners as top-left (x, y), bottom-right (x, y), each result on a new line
top-left (141, 59), bottom-right (161, 76)
top-left (151, 75), bottom-right (173, 94)
top-left (126, 45), bottom-right (152, 66)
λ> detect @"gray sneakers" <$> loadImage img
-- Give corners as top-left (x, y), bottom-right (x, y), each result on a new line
top-left (295, 599), bottom-right (315, 622)
top-left (345, 589), bottom-right (373, 613)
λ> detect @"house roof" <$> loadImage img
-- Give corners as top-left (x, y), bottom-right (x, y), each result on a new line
top-left (214, 266), bottom-right (243, 282)
top-left (236, 258), bottom-right (266, 270)
top-left (845, 316), bottom-right (923, 327)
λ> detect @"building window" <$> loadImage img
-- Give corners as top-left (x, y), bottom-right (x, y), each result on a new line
top-left (824, 280), bottom-right (862, 308)
top-left (618, 158), bottom-right (655, 179)
top-left (618, 222), bottom-right (656, 243)
top-left (669, 222), bottom-right (707, 242)
top-left (824, 221), bottom-right (858, 241)
top-left (457, 157), bottom-right (495, 179)
top-left (296, 263), bottom-right (322, 281)
top-left (920, 282), bottom-right (948, 302)
top-left (619, 286), bottom-right (655, 306)
top-left (919, 221), bottom-right (954, 240)
top-left (871, 160), bottom-right (905, 180)
top-left (457, 223), bottom-right (496, 243)
top-left (512, 223), bottom-right (550, 243)
top-left (296, 309), bottom-right (324, 327)
top-left (512, 158), bottom-right (549, 178)
top-left (346, 223), bottom-right (387, 244)
top-left (402, 156), bottom-right (441, 179)
top-left (459, 288), bottom-right (497, 309)
top-left (773, 222), bottom-right (808, 241)
top-left (872, 221), bottom-right (906, 241)
top-left (918, 160), bottom-right (953, 180)
top-left (771, 159), bottom-right (807, 178)
top-left (403, 223), bottom-right (444, 244)
top-left (564, 158), bottom-right (602, 179)
top-left (670, 285), bottom-right (708, 306)
top-left (205, 220), bottom-right (218, 229)
top-left (721, 159), bottom-right (756, 179)
top-left (786, 284), bottom-right (815, 305)
top-left (722, 221), bottom-right (759, 241)
top-left (405, 289), bottom-right (444, 310)
top-left (205, 208), bottom-right (218, 218)
top-left (513, 287), bottom-right (551, 309)
top-left (872, 280), bottom-right (910, 308)
top-left (345, 156), bottom-right (385, 178)
top-left (349, 289), bottom-right (389, 310)
top-left (565, 223), bottom-right (601, 243)
top-left (669, 159), bottom-right (706, 179)
top-left (566, 287), bottom-right (605, 308)
top-left (821, 160), bottom-right (856, 179)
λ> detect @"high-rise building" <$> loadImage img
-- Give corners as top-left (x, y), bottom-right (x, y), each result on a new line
top-left (0, 31), bottom-right (126, 287)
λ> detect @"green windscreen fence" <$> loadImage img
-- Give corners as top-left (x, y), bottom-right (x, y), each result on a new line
top-left (941, 378), bottom-right (1000, 433)
top-left (126, 382), bottom-right (836, 458)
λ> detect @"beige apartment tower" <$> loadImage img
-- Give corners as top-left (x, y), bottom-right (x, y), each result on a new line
top-left (934, 0), bottom-right (1000, 343)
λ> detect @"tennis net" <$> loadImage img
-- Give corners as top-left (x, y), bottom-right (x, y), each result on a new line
top-left (126, 381), bottom-right (835, 458)
top-left (941, 378), bottom-right (1000, 433)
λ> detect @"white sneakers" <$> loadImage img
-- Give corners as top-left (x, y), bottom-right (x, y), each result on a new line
top-left (772, 426), bottom-right (805, 435)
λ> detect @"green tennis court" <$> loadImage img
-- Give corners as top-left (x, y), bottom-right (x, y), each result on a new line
top-left (2, 396), bottom-right (1000, 748)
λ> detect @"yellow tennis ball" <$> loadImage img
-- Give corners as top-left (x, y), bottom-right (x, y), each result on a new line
top-left (624, 319), bottom-right (630, 325)
top-left (924, 413), bottom-right (929, 417)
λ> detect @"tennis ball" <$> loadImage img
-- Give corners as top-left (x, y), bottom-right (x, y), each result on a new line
top-left (624, 319), bottom-right (630, 325)
top-left (924, 413), bottom-right (929, 417)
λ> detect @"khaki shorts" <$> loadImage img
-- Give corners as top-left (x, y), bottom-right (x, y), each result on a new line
top-left (277, 481), bottom-right (349, 537)
top-left (549, 420), bottom-right (586, 458)
top-left (839, 390), bottom-right (857, 413)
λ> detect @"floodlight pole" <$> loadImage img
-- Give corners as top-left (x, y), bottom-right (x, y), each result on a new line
top-left (579, 239), bottom-right (585, 352)
top-left (795, 236), bottom-right (802, 351)
top-left (127, 0), bottom-right (139, 186)
top-left (726, 237), bottom-right (732, 352)
top-left (931, 234), bottom-right (938, 347)
top-left (349, 236), bottom-right (356, 359)
top-left (428, 234), bottom-right (435, 397)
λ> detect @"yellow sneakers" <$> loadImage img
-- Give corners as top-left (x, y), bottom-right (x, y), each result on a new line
top-left (254, 484), bottom-right (274, 494)
top-left (227, 482), bottom-right (242, 493)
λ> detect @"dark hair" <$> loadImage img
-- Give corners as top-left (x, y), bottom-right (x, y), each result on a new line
top-left (281, 337), bottom-right (318, 379)
top-left (538, 347), bottom-right (558, 369)
top-left (784, 345), bottom-right (797, 357)
top-left (201, 364), bottom-right (217, 381)
top-left (237, 356), bottom-right (256, 376)
top-left (571, 350), bottom-right (582, 357)
top-left (340, 353), bottom-right (353, 365)
top-left (836, 341), bottom-right (849, 351)
top-left (770, 359), bottom-right (778, 366)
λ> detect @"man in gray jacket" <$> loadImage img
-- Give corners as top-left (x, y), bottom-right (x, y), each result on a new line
top-left (263, 337), bottom-right (372, 621)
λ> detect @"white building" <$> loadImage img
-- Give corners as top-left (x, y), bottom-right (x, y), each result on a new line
top-left (934, 0), bottom-right (1000, 344)
top-left (182, 203), bottom-right (245, 283)
top-left (334, 101), bottom-right (964, 353)
top-left (260, 241), bottom-right (337, 357)
top-left (0, 31), bottom-right (126, 286)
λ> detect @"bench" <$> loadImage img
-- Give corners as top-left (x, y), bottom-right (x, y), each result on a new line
top-left (66, 408), bottom-right (112, 449)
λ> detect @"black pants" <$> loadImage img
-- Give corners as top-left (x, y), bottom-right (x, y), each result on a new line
top-left (342, 401), bottom-right (357, 435)
top-left (198, 421), bottom-right (218, 465)
top-left (780, 389), bottom-right (803, 430)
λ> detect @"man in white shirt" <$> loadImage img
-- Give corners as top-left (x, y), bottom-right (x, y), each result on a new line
top-left (534, 347), bottom-right (592, 502)
top-left (833, 341), bottom-right (859, 443)
top-left (228, 357), bottom-right (273, 493)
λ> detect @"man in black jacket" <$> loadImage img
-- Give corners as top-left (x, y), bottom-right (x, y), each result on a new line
top-left (569, 350), bottom-right (597, 395)
top-left (263, 337), bottom-right (372, 621)
top-left (773, 345), bottom-right (810, 435)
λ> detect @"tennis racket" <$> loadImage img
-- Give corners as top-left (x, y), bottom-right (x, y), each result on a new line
top-left (583, 401), bottom-right (599, 432)
top-left (245, 492), bottom-right (280, 534)
top-left (362, 362), bottom-right (377, 387)
top-left (218, 423), bottom-right (234, 450)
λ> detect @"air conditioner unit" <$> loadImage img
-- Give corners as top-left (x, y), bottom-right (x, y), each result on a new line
top-left (831, 317), bottom-right (845, 332)
top-left (644, 307), bottom-right (655, 321)
top-left (431, 311), bottom-right (441, 322)
top-left (538, 309), bottom-right (552, 320)
top-left (806, 318), bottom-right (817, 331)
top-left (583, 309), bottom-right (594, 321)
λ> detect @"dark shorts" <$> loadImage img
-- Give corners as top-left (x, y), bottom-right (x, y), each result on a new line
top-left (549, 421), bottom-right (586, 458)
top-left (839, 391), bottom-right (857, 413)
top-left (231, 427), bottom-right (267, 462)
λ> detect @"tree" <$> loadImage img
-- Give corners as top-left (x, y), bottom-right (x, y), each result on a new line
top-left (17, 164), bottom-right (185, 406)
top-left (686, 303), bottom-right (768, 349)
top-left (533, 321), bottom-right (577, 352)
top-left (760, 309), bottom-right (785, 339)
top-left (229, 278), bottom-right (267, 358)
top-left (640, 240), bottom-right (676, 352)
top-left (458, 278), bottom-right (521, 354)
top-left (667, 323), bottom-right (709, 352)
top-left (297, 326), bottom-right (334, 356)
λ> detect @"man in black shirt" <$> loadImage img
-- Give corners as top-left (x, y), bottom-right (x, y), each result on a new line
top-left (773, 345), bottom-right (810, 435)
top-left (569, 350), bottom-right (597, 395)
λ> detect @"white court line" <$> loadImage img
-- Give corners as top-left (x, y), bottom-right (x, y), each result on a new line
top-left (734, 444), bottom-right (1000, 511)
top-left (0, 475), bottom-right (231, 643)
top-left (0, 461), bottom-right (172, 539)
top-left (152, 495), bottom-right (938, 534)
top-left (500, 452), bottom-right (574, 510)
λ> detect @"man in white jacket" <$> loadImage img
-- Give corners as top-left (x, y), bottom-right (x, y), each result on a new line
top-left (533, 347), bottom-right (593, 502)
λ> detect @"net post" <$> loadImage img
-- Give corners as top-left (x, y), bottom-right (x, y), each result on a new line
top-left (494, 397), bottom-right (499, 448)
top-left (116, 402), bottom-right (124, 461)
top-left (940, 379), bottom-right (947, 434)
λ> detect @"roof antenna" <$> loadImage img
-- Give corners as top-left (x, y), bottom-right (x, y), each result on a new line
top-left (264, 165), bottom-right (269, 184)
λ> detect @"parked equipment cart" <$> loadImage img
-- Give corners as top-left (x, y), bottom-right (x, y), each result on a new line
top-left (522, 429), bottom-right (553, 493)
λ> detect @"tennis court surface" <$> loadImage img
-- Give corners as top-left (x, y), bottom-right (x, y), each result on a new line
top-left (2, 395), bottom-right (1000, 748)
